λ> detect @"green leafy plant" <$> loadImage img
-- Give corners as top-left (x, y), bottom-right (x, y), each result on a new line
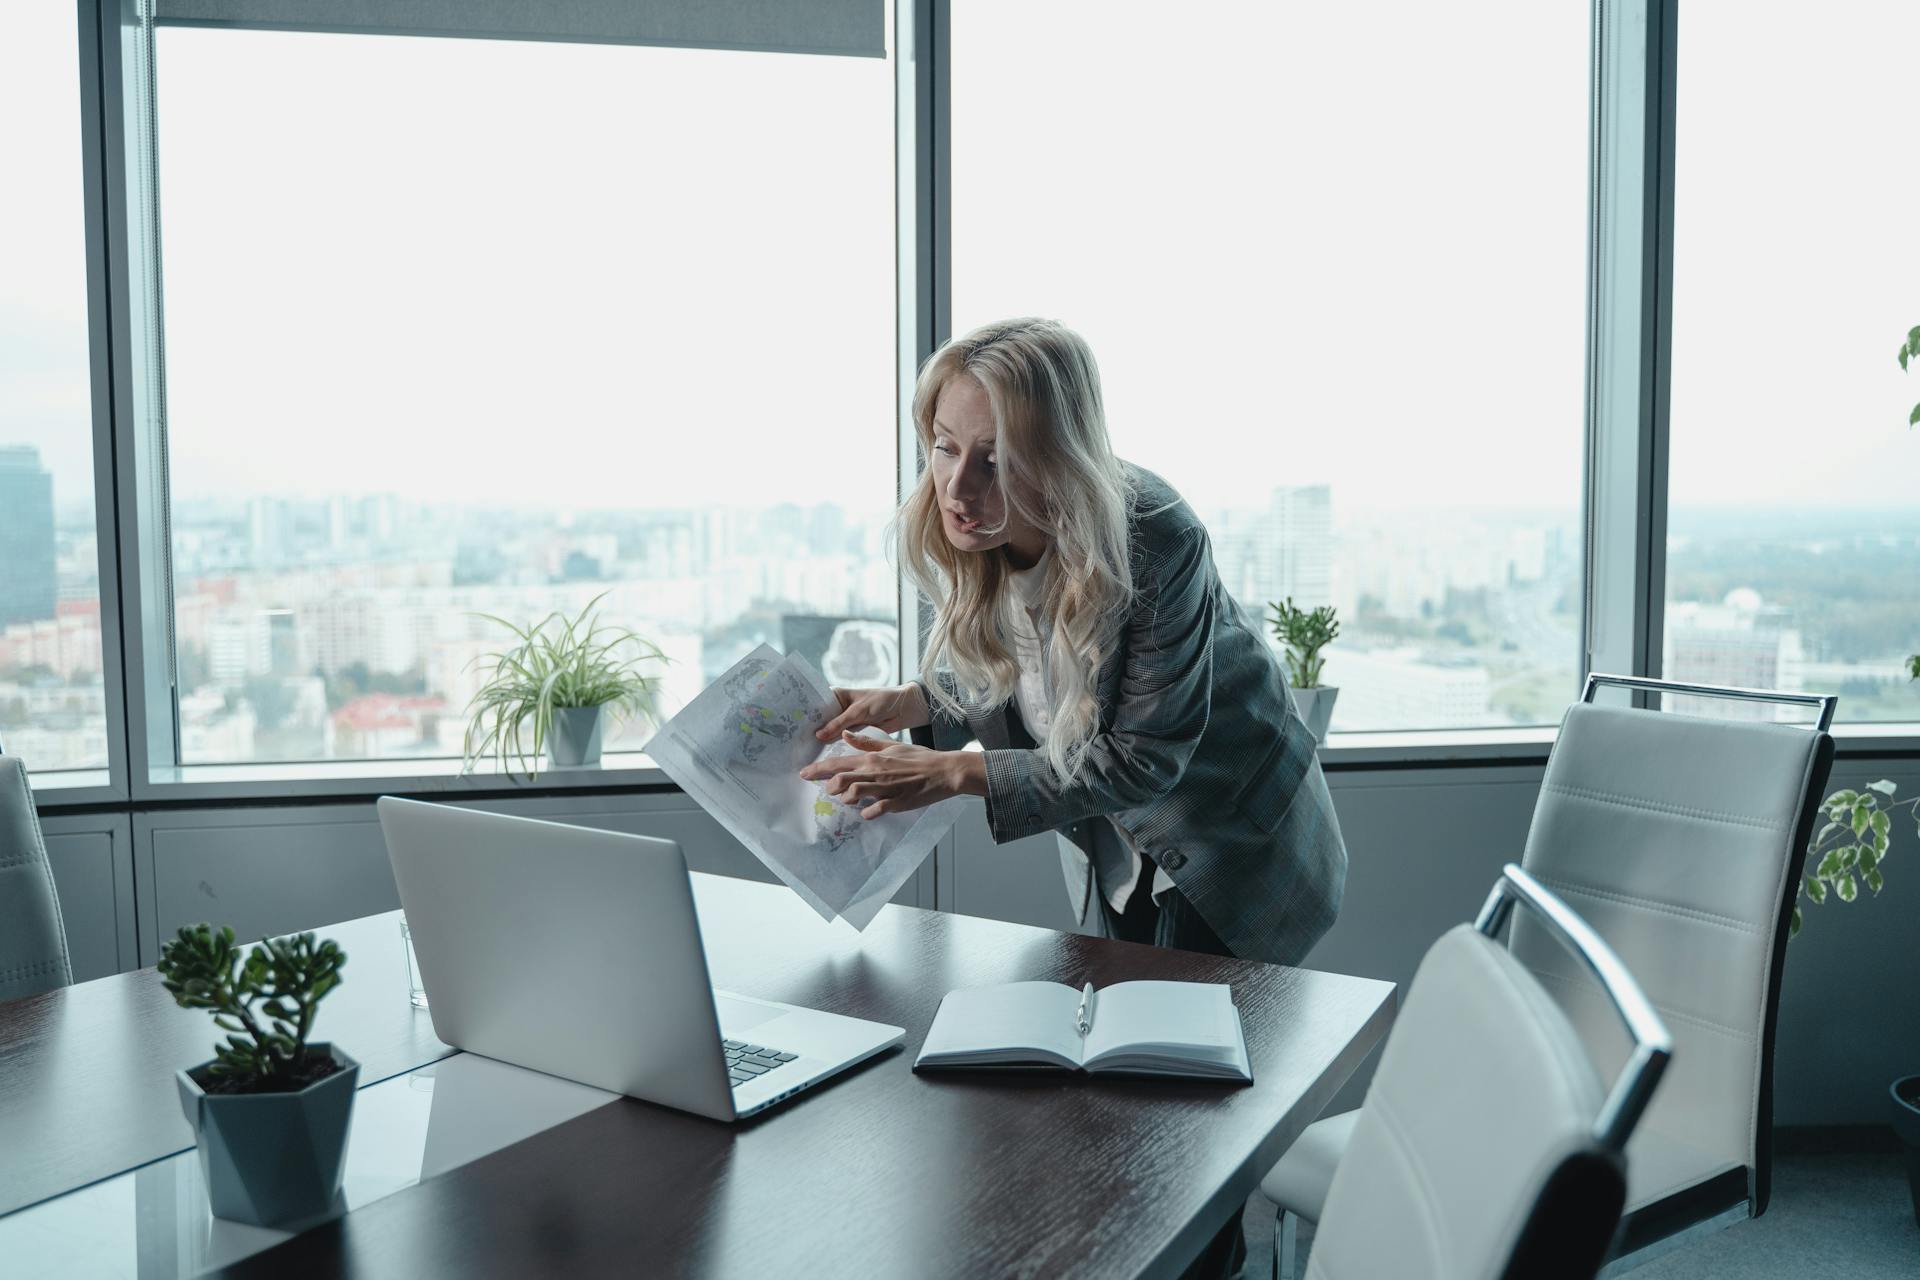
top-left (157, 925), bottom-right (347, 1091)
top-left (1793, 781), bottom-right (1919, 937)
top-left (1899, 324), bottom-right (1920, 428)
top-left (1267, 597), bottom-right (1341, 689)
top-left (461, 592), bottom-right (666, 779)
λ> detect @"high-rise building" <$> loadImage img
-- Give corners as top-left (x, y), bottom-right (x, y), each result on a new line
top-left (1210, 484), bottom-right (1334, 612)
top-left (0, 447), bottom-right (57, 628)
top-left (1663, 590), bottom-right (1805, 721)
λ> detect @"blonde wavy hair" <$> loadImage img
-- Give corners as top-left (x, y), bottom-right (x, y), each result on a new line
top-left (900, 318), bottom-right (1134, 783)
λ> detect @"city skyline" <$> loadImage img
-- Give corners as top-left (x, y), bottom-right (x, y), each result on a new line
top-left (9, 459), bottom-right (1917, 775)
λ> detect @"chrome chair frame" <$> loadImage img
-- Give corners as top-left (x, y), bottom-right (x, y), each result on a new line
top-left (1580, 673), bottom-right (1837, 733)
top-left (1275, 866), bottom-right (1671, 1279)
top-left (1474, 864), bottom-right (1672, 1154)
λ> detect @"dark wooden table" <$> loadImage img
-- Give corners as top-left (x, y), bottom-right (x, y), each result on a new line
top-left (2, 875), bottom-right (1394, 1279)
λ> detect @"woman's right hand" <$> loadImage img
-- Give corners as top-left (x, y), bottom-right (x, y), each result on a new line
top-left (816, 683), bottom-right (932, 740)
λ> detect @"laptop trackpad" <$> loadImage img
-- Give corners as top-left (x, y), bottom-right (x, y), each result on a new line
top-left (714, 991), bottom-right (787, 1036)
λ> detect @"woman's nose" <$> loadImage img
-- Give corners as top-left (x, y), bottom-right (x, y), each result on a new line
top-left (944, 464), bottom-right (979, 502)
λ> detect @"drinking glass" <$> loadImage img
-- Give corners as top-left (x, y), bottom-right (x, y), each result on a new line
top-left (399, 915), bottom-right (429, 1009)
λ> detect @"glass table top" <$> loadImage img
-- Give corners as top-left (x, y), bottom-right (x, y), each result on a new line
top-left (2, 1053), bottom-right (619, 1279)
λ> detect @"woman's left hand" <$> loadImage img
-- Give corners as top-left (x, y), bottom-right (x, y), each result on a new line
top-left (798, 733), bottom-right (987, 820)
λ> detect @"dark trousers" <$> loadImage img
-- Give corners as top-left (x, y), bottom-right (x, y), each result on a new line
top-left (1098, 874), bottom-right (1235, 957)
top-left (1096, 878), bottom-right (1247, 1280)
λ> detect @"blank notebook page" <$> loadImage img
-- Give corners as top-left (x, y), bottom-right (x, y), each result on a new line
top-left (1083, 981), bottom-right (1236, 1061)
top-left (919, 981), bottom-right (1085, 1063)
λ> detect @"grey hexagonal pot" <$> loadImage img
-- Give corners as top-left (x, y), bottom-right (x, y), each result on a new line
top-left (175, 1043), bottom-right (359, 1227)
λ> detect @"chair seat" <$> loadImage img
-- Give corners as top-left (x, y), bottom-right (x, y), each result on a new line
top-left (1260, 1108), bottom-right (1358, 1222)
top-left (1256, 1108), bottom-right (1741, 1228)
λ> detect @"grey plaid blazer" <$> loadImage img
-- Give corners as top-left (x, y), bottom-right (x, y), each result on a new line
top-left (913, 466), bottom-right (1347, 967)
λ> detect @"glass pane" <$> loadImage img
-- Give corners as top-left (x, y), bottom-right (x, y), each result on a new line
top-left (951, 1), bottom-right (1589, 732)
top-left (0, 6), bottom-right (109, 772)
top-left (154, 26), bottom-right (896, 765)
top-left (1666, 2), bottom-right (1920, 724)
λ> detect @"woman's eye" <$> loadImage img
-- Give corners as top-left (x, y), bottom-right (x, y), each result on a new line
top-left (933, 441), bottom-right (956, 456)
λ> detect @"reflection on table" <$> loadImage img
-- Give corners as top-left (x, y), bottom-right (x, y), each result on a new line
top-left (1, 1053), bottom-right (617, 1279)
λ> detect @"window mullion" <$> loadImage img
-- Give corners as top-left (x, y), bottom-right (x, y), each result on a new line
top-left (1583, 0), bottom-right (1675, 704)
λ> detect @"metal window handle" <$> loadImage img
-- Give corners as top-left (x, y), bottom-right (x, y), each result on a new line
top-left (1580, 673), bottom-right (1837, 733)
top-left (1476, 864), bottom-right (1673, 1153)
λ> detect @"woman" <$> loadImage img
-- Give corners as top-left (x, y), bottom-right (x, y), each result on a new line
top-left (799, 318), bottom-right (1346, 967)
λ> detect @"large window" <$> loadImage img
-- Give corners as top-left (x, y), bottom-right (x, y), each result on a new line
top-left (0, 5), bottom-right (110, 772)
top-left (951, 1), bottom-right (1591, 732)
top-left (8, 1), bottom-right (1920, 795)
top-left (1664, 0), bottom-right (1920, 724)
top-left (152, 23), bottom-right (898, 765)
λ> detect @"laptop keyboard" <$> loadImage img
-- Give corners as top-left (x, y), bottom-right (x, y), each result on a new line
top-left (724, 1039), bottom-right (798, 1088)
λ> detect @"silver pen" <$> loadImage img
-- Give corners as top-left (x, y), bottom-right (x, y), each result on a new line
top-left (1075, 982), bottom-right (1096, 1035)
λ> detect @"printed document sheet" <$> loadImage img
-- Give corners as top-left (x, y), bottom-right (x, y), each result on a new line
top-left (643, 645), bottom-right (962, 929)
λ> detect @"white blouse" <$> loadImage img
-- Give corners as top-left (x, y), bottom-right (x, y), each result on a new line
top-left (1006, 551), bottom-right (1173, 915)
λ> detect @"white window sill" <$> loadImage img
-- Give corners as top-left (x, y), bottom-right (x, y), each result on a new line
top-left (18, 768), bottom-right (113, 793)
top-left (132, 751), bottom-right (672, 804)
top-left (1319, 727), bottom-right (1561, 767)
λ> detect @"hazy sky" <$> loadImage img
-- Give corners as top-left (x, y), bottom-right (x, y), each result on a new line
top-left (4, 2), bottom-right (1917, 522)
top-left (1, 4), bottom-right (96, 513)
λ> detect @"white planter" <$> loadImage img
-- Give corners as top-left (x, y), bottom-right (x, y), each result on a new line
top-left (1292, 686), bottom-right (1339, 744)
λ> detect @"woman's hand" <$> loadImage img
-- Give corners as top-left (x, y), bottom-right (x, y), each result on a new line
top-left (799, 733), bottom-right (986, 820)
top-left (815, 683), bottom-right (932, 741)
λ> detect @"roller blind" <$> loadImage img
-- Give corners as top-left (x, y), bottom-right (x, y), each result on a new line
top-left (151, 0), bottom-right (885, 58)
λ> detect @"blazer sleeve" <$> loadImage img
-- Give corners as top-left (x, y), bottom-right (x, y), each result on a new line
top-left (980, 525), bottom-right (1215, 843)
top-left (909, 672), bottom-right (977, 752)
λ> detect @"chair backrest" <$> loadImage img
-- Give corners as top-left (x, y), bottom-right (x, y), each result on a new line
top-left (1511, 679), bottom-right (1833, 1217)
top-left (1308, 867), bottom-right (1670, 1280)
top-left (0, 755), bottom-right (72, 1001)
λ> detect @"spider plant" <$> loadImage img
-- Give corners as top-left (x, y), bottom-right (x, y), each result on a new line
top-left (461, 593), bottom-right (666, 779)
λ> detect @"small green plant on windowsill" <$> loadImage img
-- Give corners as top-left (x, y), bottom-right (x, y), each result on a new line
top-left (1266, 598), bottom-right (1341, 690)
top-left (461, 592), bottom-right (668, 779)
top-left (1793, 782), bottom-right (1919, 937)
top-left (1268, 598), bottom-right (1343, 743)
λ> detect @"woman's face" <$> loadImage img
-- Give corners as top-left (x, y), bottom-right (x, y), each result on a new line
top-left (929, 374), bottom-right (1046, 562)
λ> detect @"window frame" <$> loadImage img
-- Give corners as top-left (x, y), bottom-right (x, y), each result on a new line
top-left (34, 0), bottom-right (1919, 813)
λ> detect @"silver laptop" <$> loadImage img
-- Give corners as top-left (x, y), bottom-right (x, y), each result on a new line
top-left (376, 796), bottom-right (903, 1122)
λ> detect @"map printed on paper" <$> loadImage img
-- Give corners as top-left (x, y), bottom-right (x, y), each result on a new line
top-left (643, 645), bottom-right (963, 930)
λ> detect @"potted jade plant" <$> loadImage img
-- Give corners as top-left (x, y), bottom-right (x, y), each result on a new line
top-left (461, 592), bottom-right (666, 777)
top-left (159, 925), bottom-right (354, 1227)
top-left (1268, 596), bottom-right (1341, 743)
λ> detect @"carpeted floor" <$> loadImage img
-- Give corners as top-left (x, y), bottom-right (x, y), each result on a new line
top-left (1233, 1153), bottom-right (1918, 1279)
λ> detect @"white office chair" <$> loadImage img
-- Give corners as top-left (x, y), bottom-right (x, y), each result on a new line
top-left (1304, 864), bottom-right (1671, 1279)
top-left (0, 754), bottom-right (72, 1002)
top-left (1266, 675), bottom-right (1835, 1276)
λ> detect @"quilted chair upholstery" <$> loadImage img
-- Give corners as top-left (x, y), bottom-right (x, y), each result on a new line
top-left (0, 755), bottom-right (72, 1002)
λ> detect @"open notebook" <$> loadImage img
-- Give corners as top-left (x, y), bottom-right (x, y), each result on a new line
top-left (914, 980), bottom-right (1251, 1081)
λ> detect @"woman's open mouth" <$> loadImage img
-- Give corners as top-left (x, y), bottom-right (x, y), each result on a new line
top-left (948, 510), bottom-right (983, 534)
